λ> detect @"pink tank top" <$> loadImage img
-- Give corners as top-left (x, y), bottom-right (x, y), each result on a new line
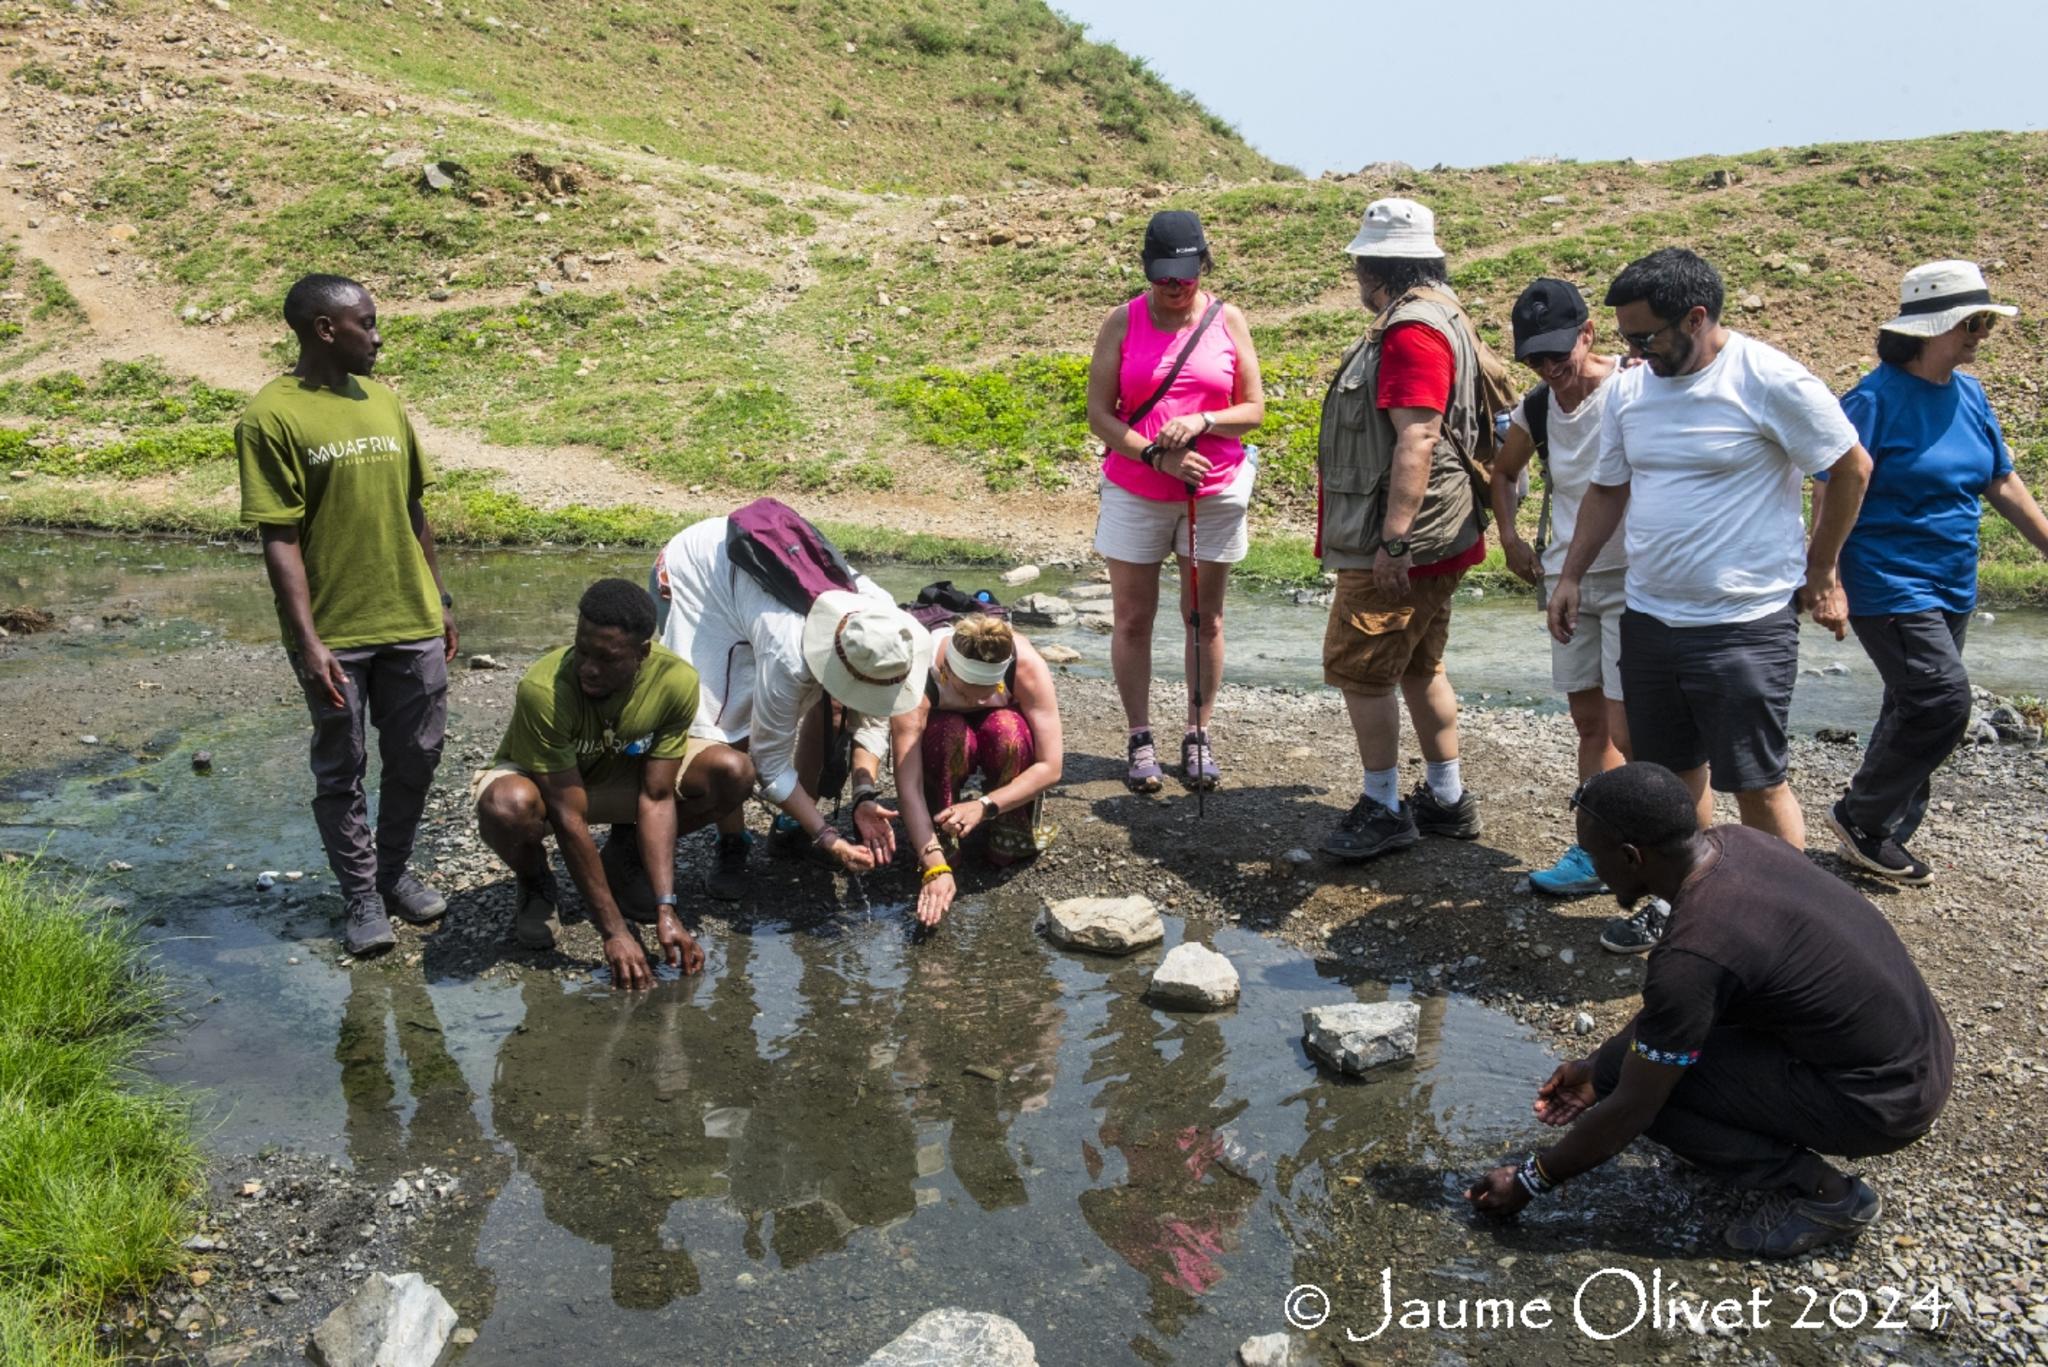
top-left (1102, 292), bottom-right (1244, 501)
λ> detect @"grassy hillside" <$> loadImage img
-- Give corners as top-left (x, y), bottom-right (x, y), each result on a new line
top-left (1, 0), bottom-right (2046, 595)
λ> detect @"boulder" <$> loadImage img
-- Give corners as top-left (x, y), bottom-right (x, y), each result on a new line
top-left (999, 564), bottom-right (1040, 587)
top-left (1010, 593), bottom-right (1075, 627)
top-left (1302, 1001), bottom-right (1419, 1074)
top-left (1037, 895), bottom-right (1163, 956)
top-left (863, 1309), bottom-right (1037, 1365)
top-left (1239, 1333), bottom-right (1296, 1367)
top-left (306, 1272), bottom-right (456, 1367)
top-left (1146, 942), bottom-right (1239, 1010)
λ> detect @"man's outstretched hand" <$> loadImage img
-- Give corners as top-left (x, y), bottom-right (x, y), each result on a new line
top-left (1534, 1057), bottom-right (1597, 1126)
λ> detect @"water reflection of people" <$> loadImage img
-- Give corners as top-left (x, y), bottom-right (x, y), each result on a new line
top-left (337, 969), bottom-right (508, 1328)
top-left (1077, 969), bottom-right (1259, 1336)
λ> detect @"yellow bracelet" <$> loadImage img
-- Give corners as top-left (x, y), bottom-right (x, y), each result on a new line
top-left (922, 863), bottom-right (953, 883)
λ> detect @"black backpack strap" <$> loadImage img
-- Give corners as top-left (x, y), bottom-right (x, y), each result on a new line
top-left (1125, 299), bottom-right (1225, 430)
top-left (1522, 384), bottom-right (1551, 466)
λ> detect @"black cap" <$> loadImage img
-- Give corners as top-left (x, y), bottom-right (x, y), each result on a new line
top-left (1141, 210), bottom-right (1207, 280)
top-left (1511, 277), bottom-right (1589, 359)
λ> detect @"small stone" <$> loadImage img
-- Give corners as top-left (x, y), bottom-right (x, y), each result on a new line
top-left (239, 1180), bottom-right (264, 1198)
top-left (1303, 1001), bottom-right (1420, 1074)
top-left (999, 564), bottom-right (1040, 587)
top-left (533, 280), bottom-right (556, 296)
top-left (256, 871), bottom-right (279, 890)
top-left (267, 1285), bottom-right (299, 1304)
top-left (1821, 661), bottom-right (1849, 676)
top-left (80, 735), bottom-right (99, 746)
top-left (188, 1268), bottom-right (212, 1287)
top-left (1037, 895), bottom-right (1164, 956)
top-left (1238, 1332), bottom-right (1295, 1367)
top-left (387, 1179), bottom-right (410, 1208)
top-left (1538, 194), bottom-right (1568, 206)
top-left (1573, 1011), bottom-right (1597, 1035)
top-left (468, 654), bottom-right (505, 671)
top-left (191, 750), bottom-right (214, 772)
top-left (1269, 848), bottom-right (1314, 879)
top-left (863, 1309), bottom-right (1036, 1365)
top-left (1146, 942), bottom-right (1240, 1010)
top-left (307, 1272), bottom-right (456, 1367)
top-left (1037, 643), bottom-right (1080, 665)
top-left (1010, 593), bottom-right (1076, 627)
top-left (419, 162), bottom-right (457, 192)
top-left (452, 1328), bottom-right (477, 1346)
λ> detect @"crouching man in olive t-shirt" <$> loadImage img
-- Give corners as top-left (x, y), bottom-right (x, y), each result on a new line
top-left (238, 273), bottom-right (458, 958)
top-left (473, 579), bottom-right (706, 990)
top-left (1468, 762), bottom-right (1953, 1259)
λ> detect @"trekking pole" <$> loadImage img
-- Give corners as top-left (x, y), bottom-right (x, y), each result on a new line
top-left (1184, 474), bottom-right (1204, 819)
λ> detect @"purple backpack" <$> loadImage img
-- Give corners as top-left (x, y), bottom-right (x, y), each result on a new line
top-left (724, 498), bottom-right (858, 613)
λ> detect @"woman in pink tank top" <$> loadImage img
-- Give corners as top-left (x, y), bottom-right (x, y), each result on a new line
top-left (1085, 210), bottom-right (1265, 794)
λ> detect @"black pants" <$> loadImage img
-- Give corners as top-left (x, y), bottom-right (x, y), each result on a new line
top-left (1592, 1021), bottom-right (1919, 1196)
top-left (1841, 610), bottom-right (1972, 843)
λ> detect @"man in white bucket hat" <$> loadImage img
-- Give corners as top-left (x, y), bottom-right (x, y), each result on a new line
top-left (651, 512), bottom-right (931, 899)
top-left (1813, 260), bottom-right (2048, 884)
top-left (1316, 196), bottom-right (1491, 863)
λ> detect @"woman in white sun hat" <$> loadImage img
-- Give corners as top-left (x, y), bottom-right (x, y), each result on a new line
top-left (1814, 260), bottom-right (2048, 885)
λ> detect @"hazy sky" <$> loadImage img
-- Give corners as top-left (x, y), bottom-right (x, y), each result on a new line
top-left (1053, 0), bottom-right (2048, 174)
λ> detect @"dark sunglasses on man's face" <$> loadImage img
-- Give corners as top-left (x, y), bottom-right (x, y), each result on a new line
top-left (1523, 350), bottom-right (1573, 370)
top-left (1963, 313), bottom-right (2000, 337)
top-left (1619, 319), bottom-right (1678, 353)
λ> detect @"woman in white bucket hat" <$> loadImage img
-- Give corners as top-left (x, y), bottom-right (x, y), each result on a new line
top-left (1814, 260), bottom-right (2048, 884)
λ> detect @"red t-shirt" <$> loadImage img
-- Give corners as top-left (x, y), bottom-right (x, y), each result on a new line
top-left (1312, 322), bottom-right (1485, 573)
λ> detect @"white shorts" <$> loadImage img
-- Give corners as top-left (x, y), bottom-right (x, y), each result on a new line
top-left (1093, 458), bottom-right (1254, 566)
top-left (1551, 568), bottom-right (1627, 700)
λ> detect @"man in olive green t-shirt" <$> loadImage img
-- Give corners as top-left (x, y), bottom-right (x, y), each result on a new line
top-left (475, 578), bottom-right (707, 990)
top-left (237, 273), bottom-right (457, 958)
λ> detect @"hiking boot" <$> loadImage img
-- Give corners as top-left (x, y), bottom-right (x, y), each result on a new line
top-left (1724, 1178), bottom-right (1881, 1259)
top-left (1409, 783), bottom-right (1482, 839)
top-left (1529, 844), bottom-right (1605, 897)
top-left (512, 869), bottom-right (560, 951)
top-left (1827, 801), bottom-right (1932, 886)
top-left (600, 831), bottom-right (660, 924)
top-left (378, 869), bottom-right (448, 925)
top-left (1320, 794), bottom-right (1420, 862)
top-left (704, 830), bottom-right (753, 902)
top-left (1599, 896), bottom-right (1671, 954)
top-left (1126, 731), bottom-right (1164, 793)
top-left (1180, 729), bottom-right (1219, 791)
top-left (343, 896), bottom-right (397, 957)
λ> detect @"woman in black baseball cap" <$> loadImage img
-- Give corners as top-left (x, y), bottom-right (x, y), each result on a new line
top-left (1084, 211), bottom-right (1265, 794)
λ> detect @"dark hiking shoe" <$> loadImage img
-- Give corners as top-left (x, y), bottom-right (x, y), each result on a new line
top-left (379, 870), bottom-right (447, 925)
top-left (600, 831), bottom-right (660, 924)
top-left (1180, 729), bottom-right (1219, 791)
top-left (1321, 794), bottom-right (1420, 862)
top-left (1725, 1178), bottom-right (1881, 1259)
top-left (512, 869), bottom-right (560, 950)
top-left (1408, 783), bottom-right (1482, 839)
top-left (769, 813), bottom-right (839, 867)
top-left (343, 896), bottom-right (397, 957)
top-left (704, 830), bottom-right (753, 902)
top-left (1827, 801), bottom-right (1932, 886)
top-left (1599, 896), bottom-right (1671, 954)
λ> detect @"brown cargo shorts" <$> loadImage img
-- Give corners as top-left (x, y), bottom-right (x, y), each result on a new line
top-left (1322, 567), bottom-right (1465, 696)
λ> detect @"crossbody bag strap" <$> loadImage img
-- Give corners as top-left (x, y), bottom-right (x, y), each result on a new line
top-left (1123, 298), bottom-right (1225, 430)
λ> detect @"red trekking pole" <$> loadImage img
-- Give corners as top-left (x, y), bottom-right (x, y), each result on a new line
top-left (1184, 475), bottom-right (1205, 818)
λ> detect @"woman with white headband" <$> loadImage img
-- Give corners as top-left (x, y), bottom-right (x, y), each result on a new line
top-left (882, 614), bottom-right (1064, 928)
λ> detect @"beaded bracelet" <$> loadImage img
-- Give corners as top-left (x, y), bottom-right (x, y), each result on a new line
top-left (812, 825), bottom-right (842, 849)
top-left (1515, 1154), bottom-right (1556, 1198)
top-left (922, 863), bottom-right (953, 883)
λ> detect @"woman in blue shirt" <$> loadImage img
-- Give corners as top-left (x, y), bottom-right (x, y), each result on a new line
top-left (1815, 261), bottom-right (2048, 884)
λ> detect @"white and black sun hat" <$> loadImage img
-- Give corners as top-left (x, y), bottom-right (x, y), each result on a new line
top-left (1880, 260), bottom-right (2019, 337)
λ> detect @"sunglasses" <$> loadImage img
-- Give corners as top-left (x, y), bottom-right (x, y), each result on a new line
top-left (1568, 781), bottom-right (1624, 839)
top-left (1962, 313), bottom-right (2000, 337)
top-left (1523, 350), bottom-right (1573, 370)
top-left (1619, 319), bottom-right (1678, 353)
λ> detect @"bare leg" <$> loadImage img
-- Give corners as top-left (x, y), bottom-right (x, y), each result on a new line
top-left (1105, 557), bottom-right (1162, 732)
top-left (1399, 671), bottom-right (1460, 764)
top-left (1734, 782), bottom-right (1806, 848)
top-left (677, 744), bottom-right (755, 836)
top-left (1343, 689), bottom-right (1402, 772)
top-left (1176, 557), bottom-right (1230, 731)
top-left (1566, 687), bottom-right (1627, 782)
top-left (476, 777), bottom-right (550, 881)
top-left (1606, 697), bottom-right (1633, 762)
top-left (1673, 764), bottom-right (1716, 831)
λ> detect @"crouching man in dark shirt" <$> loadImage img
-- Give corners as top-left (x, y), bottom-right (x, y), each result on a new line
top-left (1467, 762), bottom-right (1953, 1257)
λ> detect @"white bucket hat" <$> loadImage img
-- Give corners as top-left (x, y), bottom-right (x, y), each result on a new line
top-left (1344, 197), bottom-right (1444, 259)
top-left (801, 591), bottom-right (932, 719)
top-left (1880, 260), bottom-right (2018, 337)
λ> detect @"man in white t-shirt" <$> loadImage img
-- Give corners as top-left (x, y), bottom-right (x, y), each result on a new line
top-left (1547, 249), bottom-right (1872, 850)
top-left (1493, 278), bottom-right (1674, 952)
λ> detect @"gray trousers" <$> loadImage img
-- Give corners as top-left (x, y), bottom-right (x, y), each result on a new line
top-left (294, 637), bottom-right (448, 902)
top-left (1842, 611), bottom-right (1971, 843)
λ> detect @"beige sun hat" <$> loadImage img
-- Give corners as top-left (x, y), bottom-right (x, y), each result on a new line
top-left (1344, 197), bottom-right (1444, 259)
top-left (1880, 260), bottom-right (2018, 337)
top-left (801, 591), bottom-right (932, 718)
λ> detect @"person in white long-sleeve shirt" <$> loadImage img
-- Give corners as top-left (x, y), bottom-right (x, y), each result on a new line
top-left (653, 516), bottom-right (931, 899)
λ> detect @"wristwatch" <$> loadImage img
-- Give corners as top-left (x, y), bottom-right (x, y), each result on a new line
top-left (979, 796), bottom-right (1000, 821)
top-left (655, 893), bottom-right (678, 913)
top-left (1381, 536), bottom-right (1411, 558)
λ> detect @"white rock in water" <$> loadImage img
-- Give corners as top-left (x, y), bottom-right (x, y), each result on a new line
top-left (1037, 895), bottom-right (1164, 955)
top-left (1063, 580), bottom-right (1113, 602)
top-left (256, 870), bottom-right (280, 890)
top-left (1037, 643), bottom-right (1081, 665)
top-left (864, 1309), bottom-right (1037, 1366)
top-left (1239, 1332), bottom-right (1296, 1367)
top-left (1146, 942), bottom-right (1240, 1010)
top-left (1010, 593), bottom-right (1076, 627)
top-left (999, 564), bottom-right (1040, 587)
top-left (307, 1271), bottom-right (457, 1367)
top-left (1303, 1001), bottom-right (1419, 1074)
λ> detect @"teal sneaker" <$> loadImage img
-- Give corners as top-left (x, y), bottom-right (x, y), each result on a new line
top-left (1529, 844), bottom-right (1605, 897)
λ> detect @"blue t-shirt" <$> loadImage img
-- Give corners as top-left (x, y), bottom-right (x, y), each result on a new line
top-left (1826, 364), bottom-right (2011, 615)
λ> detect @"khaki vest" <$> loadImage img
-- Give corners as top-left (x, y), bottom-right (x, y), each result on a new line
top-left (1316, 288), bottom-right (1485, 565)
